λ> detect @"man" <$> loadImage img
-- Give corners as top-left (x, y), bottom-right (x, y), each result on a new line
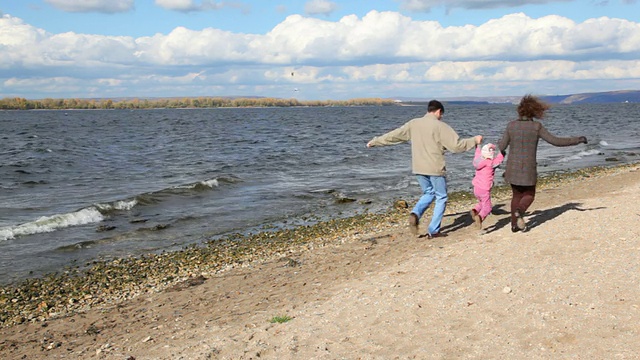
top-left (367, 100), bottom-right (482, 238)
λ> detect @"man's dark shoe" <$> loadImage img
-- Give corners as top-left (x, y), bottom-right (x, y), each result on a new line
top-left (427, 232), bottom-right (446, 239)
top-left (408, 213), bottom-right (419, 235)
top-left (511, 226), bottom-right (520, 233)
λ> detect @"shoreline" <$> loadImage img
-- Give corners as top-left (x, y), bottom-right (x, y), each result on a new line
top-left (1, 162), bottom-right (638, 329)
top-left (1, 161), bottom-right (639, 358)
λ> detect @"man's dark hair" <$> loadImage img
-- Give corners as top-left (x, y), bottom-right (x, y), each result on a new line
top-left (427, 100), bottom-right (444, 114)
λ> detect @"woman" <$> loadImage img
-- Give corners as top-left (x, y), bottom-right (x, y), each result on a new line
top-left (498, 95), bottom-right (587, 232)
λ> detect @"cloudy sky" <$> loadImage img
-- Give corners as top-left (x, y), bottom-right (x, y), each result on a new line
top-left (1, 0), bottom-right (639, 100)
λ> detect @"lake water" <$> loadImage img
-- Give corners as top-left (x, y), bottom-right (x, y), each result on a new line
top-left (1, 103), bottom-right (639, 284)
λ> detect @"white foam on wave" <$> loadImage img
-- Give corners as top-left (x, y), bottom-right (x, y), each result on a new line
top-left (0, 208), bottom-right (104, 241)
top-left (174, 178), bottom-right (219, 190)
top-left (599, 140), bottom-right (609, 146)
top-left (113, 199), bottom-right (138, 211)
top-left (95, 199), bottom-right (138, 212)
top-left (199, 179), bottom-right (219, 188)
top-left (558, 149), bottom-right (601, 163)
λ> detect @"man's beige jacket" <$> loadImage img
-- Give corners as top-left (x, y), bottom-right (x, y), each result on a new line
top-left (368, 113), bottom-right (476, 176)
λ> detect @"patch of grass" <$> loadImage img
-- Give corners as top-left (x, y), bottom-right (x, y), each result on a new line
top-left (269, 315), bottom-right (293, 324)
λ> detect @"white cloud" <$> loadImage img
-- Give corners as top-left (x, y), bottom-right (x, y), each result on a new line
top-left (44, 0), bottom-right (134, 13)
top-left (1, 10), bottom-right (640, 99)
top-left (0, 15), bottom-right (137, 69)
top-left (134, 26), bottom-right (261, 64)
top-left (338, 60), bottom-right (640, 83)
top-left (304, 0), bottom-right (338, 16)
top-left (154, 0), bottom-right (248, 12)
top-left (565, 16), bottom-right (640, 54)
top-left (4, 10), bottom-right (639, 67)
top-left (399, 0), bottom-right (573, 12)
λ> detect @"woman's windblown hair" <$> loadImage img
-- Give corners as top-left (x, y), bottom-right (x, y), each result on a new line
top-left (517, 94), bottom-right (550, 120)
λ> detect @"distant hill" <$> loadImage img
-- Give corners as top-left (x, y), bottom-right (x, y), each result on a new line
top-left (395, 90), bottom-right (640, 105)
top-left (541, 90), bottom-right (640, 104)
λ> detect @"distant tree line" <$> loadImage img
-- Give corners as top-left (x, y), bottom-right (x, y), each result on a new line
top-left (0, 96), bottom-right (396, 110)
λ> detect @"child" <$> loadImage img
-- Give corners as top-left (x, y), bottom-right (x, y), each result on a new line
top-left (470, 143), bottom-right (504, 229)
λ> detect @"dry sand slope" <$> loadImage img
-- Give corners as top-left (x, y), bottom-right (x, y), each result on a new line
top-left (1, 164), bottom-right (639, 359)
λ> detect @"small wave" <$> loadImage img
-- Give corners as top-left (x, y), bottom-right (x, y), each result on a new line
top-left (55, 234), bottom-right (127, 252)
top-left (199, 178), bottom-right (219, 188)
top-left (135, 223), bottom-right (171, 232)
top-left (56, 239), bottom-right (100, 252)
top-left (557, 149), bottom-right (602, 163)
top-left (353, 180), bottom-right (411, 195)
top-left (174, 178), bottom-right (220, 191)
top-left (309, 188), bottom-right (335, 194)
top-left (599, 140), bottom-right (609, 146)
top-left (22, 180), bottom-right (48, 186)
top-left (95, 176), bottom-right (234, 211)
top-left (94, 199), bottom-right (138, 213)
top-left (307, 188), bottom-right (358, 204)
top-left (152, 176), bottom-right (240, 196)
top-left (0, 176), bottom-right (240, 241)
top-left (0, 208), bottom-right (104, 241)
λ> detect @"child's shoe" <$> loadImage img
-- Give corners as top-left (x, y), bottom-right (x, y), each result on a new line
top-left (470, 209), bottom-right (482, 229)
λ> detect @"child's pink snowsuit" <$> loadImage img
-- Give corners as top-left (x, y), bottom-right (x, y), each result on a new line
top-left (472, 144), bottom-right (504, 220)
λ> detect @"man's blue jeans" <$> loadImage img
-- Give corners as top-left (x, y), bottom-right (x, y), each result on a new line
top-left (411, 174), bottom-right (447, 235)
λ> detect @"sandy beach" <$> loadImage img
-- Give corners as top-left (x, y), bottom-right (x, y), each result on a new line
top-left (1, 163), bottom-right (639, 359)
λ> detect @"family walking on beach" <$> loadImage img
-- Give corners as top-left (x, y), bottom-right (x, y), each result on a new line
top-left (367, 95), bottom-right (587, 236)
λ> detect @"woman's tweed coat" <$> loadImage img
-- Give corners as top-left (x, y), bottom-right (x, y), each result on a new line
top-left (498, 119), bottom-right (583, 186)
